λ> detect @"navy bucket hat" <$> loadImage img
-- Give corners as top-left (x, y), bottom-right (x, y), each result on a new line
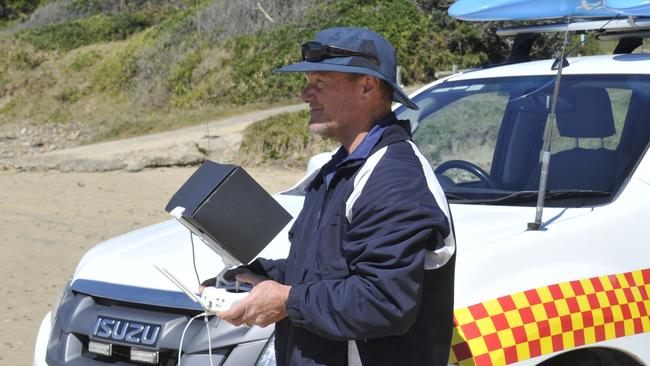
top-left (276, 27), bottom-right (419, 110)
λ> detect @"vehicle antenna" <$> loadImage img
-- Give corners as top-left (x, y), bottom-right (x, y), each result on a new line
top-left (526, 15), bottom-right (617, 231)
top-left (527, 17), bottom-right (571, 231)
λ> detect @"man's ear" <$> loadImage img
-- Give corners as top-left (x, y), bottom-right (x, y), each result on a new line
top-left (361, 76), bottom-right (380, 96)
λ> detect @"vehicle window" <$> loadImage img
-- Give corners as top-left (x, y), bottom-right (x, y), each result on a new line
top-left (396, 75), bottom-right (650, 206)
top-left (549, 88), bottom-right (632, 154)
top-left (412, 92), bottom-right (505, 184)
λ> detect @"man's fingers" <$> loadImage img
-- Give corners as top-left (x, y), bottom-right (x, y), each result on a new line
top-left (235, 272), bottom-right (267, 286)
top-left (200, 277), bottom-right (217, 288)
top-left (254, 316), bottom-right (272, 328)
top-left (215, 280), bottom-right (289, 328)
top-left (216, 301), bottom-right (248, 325)
top-left (217, 311), bottom-right (243, 325)
top-left (219, 301), bottom-right (245, 318)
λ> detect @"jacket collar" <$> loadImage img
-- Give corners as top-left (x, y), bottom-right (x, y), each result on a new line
top-left (320, 113), bottom-right (411, 187)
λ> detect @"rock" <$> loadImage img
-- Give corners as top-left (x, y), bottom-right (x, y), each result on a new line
top-left (125, 148), bottom-right (205, 172)
top-left (125, 160), bottom-right (147, 172)
top-left (59, 159), bottom-right (127, 172)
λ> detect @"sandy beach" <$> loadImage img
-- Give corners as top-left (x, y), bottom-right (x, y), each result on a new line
top-left (0, 165), bottom-right (305, 365)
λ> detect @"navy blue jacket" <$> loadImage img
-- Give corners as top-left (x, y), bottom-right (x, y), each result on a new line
top-left (250, 113), bottom-right (456, 366)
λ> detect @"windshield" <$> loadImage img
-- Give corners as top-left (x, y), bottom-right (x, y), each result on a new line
top-left (396, 75), bottom-right (650, 206)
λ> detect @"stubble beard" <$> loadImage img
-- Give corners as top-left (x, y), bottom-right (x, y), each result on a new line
top-left (308, 119), bottom-right (338, 140)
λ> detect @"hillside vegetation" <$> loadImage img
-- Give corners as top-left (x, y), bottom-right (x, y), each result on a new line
top-left (0, 0), bottom-right (603, 165)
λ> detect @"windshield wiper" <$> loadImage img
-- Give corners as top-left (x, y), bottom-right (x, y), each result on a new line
top-left (485, 190), bottom-right (611, 204)
top-left (444, 192), bottom-right (468, 201)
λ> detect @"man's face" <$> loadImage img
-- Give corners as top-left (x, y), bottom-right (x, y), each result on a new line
top-left (300, 71), bottom-right (362, 141)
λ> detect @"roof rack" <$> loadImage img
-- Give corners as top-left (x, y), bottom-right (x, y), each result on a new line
top-left (498, 17), bottom-right (650, 61)
top-left (497, 17), bottom-right (650, 36)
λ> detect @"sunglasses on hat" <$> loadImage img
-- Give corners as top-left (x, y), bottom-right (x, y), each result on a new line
top-left (301, 41), bottom-right (381, 66)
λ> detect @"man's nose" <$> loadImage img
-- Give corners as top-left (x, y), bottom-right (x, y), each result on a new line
top-left (301, 84), bottom-right (315, 103)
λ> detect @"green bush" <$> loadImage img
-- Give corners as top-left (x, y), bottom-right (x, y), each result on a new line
top-left (1, 0), bottom-right (43, 21)
top-left (239, 110), bottom-right (337, 166)
top-left (18, 13), bottom-right (153, 51)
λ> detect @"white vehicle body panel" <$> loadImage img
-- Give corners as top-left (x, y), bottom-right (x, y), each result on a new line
top-left (446, 54), bottom-right (650, 81)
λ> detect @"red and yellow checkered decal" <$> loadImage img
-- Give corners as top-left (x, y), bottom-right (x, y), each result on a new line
top-left (449, 268), bottom-right (650, 366)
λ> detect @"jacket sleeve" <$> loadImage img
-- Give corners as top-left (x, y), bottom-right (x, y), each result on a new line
top-left (285, 154), bottom-right (451, 340)
top-left (246, 258), bottom-right (286, 283)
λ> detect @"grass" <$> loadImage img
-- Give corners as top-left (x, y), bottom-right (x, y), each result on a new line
top-left (0, 17), bottom-right (22, 32)
top-left (69, 49), bottom-right (102, 71)
top-left (238, 110), bottom-right (338, 167)
top-left (91, 42), bottom-right (140, 93)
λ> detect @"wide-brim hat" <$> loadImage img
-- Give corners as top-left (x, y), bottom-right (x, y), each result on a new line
top-left (275, 27), bottom-right (418, 110)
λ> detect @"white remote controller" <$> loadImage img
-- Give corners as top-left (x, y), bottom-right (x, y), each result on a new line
top-left (200, 286), bottom-right (248, 313)
top-left (154, 265), bottom-right (250, 315)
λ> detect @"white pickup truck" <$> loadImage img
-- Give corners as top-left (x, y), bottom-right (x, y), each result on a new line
top-left (35, 23), bottom-right (650, 366)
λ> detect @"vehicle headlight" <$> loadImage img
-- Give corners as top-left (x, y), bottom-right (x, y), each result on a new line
top-left (254, 333), bottom-right (276, 366)
top-left (51, 276), bottom-right (73, 327)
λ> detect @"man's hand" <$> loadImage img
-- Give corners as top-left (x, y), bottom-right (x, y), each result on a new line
top-left (217, 279), bottom-right (291, 328)
top-left (233, 270), bottom-right (268, 286)
top-left (198, 268), bottom-right (267, 293)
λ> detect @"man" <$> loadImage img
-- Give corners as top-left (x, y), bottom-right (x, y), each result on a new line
top-left (215, 27), bottom-right (456, 366)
